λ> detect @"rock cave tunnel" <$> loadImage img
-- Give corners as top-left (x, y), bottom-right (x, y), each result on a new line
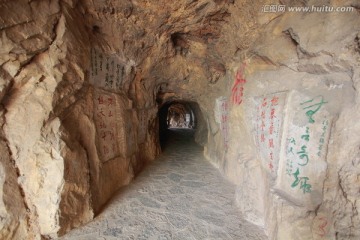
top-left (158, 101), bottom-right (202, 147)
top-left (1, 0), bottom-right (360, 239)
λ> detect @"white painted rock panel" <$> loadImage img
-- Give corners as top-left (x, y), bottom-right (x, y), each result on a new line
top-left (275, 91), bottom-right (331, 209)
top-left (253, 91), bottom-right (287, 177)
top-left (90, 49), bottom-right (127, 91)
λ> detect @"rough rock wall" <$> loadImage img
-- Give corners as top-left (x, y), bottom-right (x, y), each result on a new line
top-left (1, 0), bottom-right (359, 239)
top-left (0, 118), bottom-right (28, 240)
top-left (1, 0), bottom-right (236, 237)
top-left (0, 0), bottom-right (94, 238)
top-left (202, 1), bottom-right (360, 239)
top-left (0, 0), bottom-right (160, 238)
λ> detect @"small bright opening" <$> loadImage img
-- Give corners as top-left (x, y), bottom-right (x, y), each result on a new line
top-left (166, 103), bottom-right (194, 129)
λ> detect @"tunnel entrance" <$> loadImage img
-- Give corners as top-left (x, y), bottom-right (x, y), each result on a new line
top-left (158, 101), bottom-right (207, 150)
top-left (167, 103), bottom-right (195, 129)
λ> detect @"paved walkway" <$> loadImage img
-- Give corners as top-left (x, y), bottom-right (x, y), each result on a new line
top-left (61, 129), bottom-right (267, 240)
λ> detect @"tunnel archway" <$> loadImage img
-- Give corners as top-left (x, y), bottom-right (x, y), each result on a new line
top-left (167, 103), bottom-right (195, 129)
top-left (158, 101), bottom-right (208, 149)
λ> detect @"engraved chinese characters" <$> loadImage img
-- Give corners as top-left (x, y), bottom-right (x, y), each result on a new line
top-left (138, 110), bottom-right (148, 143)
top-left (93, 88), bottom-right (137, 162)
top-left (90, 49), bottom-right (127, 90)
top-left (275, 91), bottom-right (331, 209)
top-left (215, 97), bottom-right (229, 151)
top-left (94, 90), bottom-right (120, 161)
top-left (91, 49), bottom-right (138, 162)
top-left (252, 90), bottom-right (332, 208)
top-left (254, 92), bottom-right (287, 176)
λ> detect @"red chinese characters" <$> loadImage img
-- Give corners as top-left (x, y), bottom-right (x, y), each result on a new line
top-left (94, 93), bottom-right (118, 161)
top-left (231, 64), bottom-right (247, 105)
top-left (269, 139), bottom-right (274, 148)
top-left (266, 99), bottom-right (276, 168)
top-left (256, 93), bottom-right (284, 173)
top-left (315, 217), bottom-right (328, 238)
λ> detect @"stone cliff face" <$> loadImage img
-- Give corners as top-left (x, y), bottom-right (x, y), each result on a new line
top-left (0, 0), bottom-right (359, 239)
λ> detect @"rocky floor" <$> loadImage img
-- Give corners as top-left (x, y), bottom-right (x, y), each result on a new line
top-left (60, 129), bottom-right (267, 240)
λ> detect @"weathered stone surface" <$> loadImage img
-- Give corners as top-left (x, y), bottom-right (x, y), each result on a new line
top-left (0, 124), bottom-right (29, 240)
top-left (0, 0), bottom-right (360, 239)
top-left (219, 3), bottom-right (360, 240)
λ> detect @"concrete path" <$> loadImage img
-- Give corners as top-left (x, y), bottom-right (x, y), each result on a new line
top-left (61, 129), bottom-right (267, 240)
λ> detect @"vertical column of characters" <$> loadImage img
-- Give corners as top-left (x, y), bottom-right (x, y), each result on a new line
top-left (91, 50), bottom-right (126, 90)
top-left (220, 99), bottom-right (229, 151)
top-left (285, 95), bottom-right (328, 194)
top-left (138, 110), bottom-right (147, 143)
top-left (94, 92), bottom-right (118, 161)
top-left (284, 126), bottom-right (312, 193)
top-left (317, 119), bottom-right (330, 157)
top-left (256, 97), bottom-right (271, 170)
top-left (99, 52), bottom-right (103, 76)
top-left (104, 56), bottom-right (116, 89)
top-left (255, 92), bottom-right (287, 175)
top-left (115, 63), bottom-right (125, 90)
top-left (91, 48), bottom-right (99, 78)
top-left (267, 96), bottom-right (280, 171)
top-left (231, 63), bottom-right (247, 105)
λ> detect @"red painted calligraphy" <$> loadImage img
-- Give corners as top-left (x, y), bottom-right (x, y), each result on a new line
top-left (107, 97), bottom-right (114, 106)
top-left (255, 92), bottom-right (286, 175)
top-left (262, 98), bottom-right (268, 107)
top-left (95, 93), bottom-right (118, 161)
top-left (97, 109), bottom-right (105, 117)
top-left (231, 63), bottom-right (247, 105)
top-left (269, 139), bottom-right (274, 148)
top-left (256, 94), bottom-right (283, 172)
top-left (261, 133), bottom-right (265, 143)
top-left (271, 96), bottom-right (279, 106)
top-left (315, 217), bottom-right (328, 238)
top-left (97, 96), bottom-right (104, 104)
top-left (99, 121), bottom-right (107, 129)
top-left (269, 162), bottom-right (274, 170)
top-left (270, 108), bottom-right (275, 119)
top-left (103, 145), bottom-right (109, 155)
top-left (269, 123), bottom-right (274, 135)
